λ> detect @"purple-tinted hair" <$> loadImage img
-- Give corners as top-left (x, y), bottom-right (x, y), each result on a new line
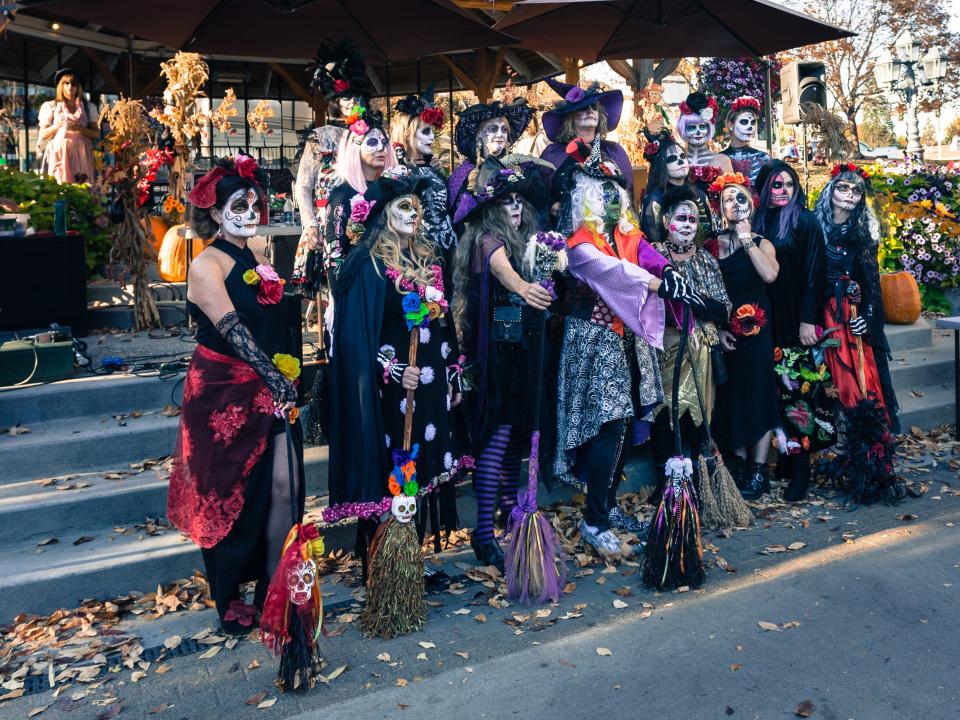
top-left (754, 163), bottom-right (804, 239)
top-left (676, 113), bottom-right (716, 142)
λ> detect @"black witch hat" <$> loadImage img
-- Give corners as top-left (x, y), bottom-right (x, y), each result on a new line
top-left (308, 39), bottom-right (374, 102)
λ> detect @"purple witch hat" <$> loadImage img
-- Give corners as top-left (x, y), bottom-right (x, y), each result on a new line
top-left (542, 77), bottom-right (624, 143)
top-left (452, 157), bottom-right (549, 225)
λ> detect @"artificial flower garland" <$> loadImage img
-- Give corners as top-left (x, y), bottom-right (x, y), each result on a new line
top-left (831, 162), bottom-right (870, 181)
top-left (243, 264), bottom-right (286, 305)
top-left (385, 263), bottom-right (448, 330)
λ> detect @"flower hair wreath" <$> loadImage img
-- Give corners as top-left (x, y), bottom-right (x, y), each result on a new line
top-left (830, 162), bottom-right (870, 181)
top-left (679, 93), bottom-right (719, 123)
top-left (729, 96), bottom-right (761, 115)
top-left (707, 171), bottom-right (750, 197)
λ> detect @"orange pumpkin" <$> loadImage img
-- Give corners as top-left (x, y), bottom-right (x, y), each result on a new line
top-left (141, 216), bottom-right (169, 258)
top-left (880, 271), bottom-right (921, 325)
top-left (158, 224), bottom-right (207, 282)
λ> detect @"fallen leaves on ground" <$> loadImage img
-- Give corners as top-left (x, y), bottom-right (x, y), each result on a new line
top-left (595, 647), bottom-right (613, 656)
top-left (795, 699), bottom-right (815, 717)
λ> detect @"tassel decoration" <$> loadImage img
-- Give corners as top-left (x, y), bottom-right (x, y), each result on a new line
top-left (643, 456), bottom-right (705, 589)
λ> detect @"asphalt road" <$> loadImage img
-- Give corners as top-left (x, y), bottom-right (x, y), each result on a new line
top-left (4, 470), bottom-right (959, 720)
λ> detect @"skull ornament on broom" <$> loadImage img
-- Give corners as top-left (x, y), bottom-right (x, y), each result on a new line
top-left (259, 413), bottom-right (327, 692)
top-left (503, 231), bottom-right (568, 605)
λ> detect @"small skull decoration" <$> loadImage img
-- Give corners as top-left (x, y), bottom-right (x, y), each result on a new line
top-left (391, 494), bottom-right (417, 523)
top-left (285, 558), bottom-right (317, 606)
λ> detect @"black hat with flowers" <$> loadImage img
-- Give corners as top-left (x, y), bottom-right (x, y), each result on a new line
top-left (308, 39), bottom-right (374, 102)
top-left (452, 156), bottom-right (549, 225)
top-left (395, 85), bottom-right (446, 131)
top-left (454, 98), bottom-right (532, 159)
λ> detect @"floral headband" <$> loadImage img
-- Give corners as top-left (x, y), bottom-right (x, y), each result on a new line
top-left (395, 92), bottom-right (445, 130)
top-left (643, 140), bottom-right (661, 159)
top-left (729, 96), bottom-right (761, 115)
top-left (346, 105), bottom-right (369, 136)
top-left (831, 162), bottom-right (870, 181)
top-left (707, 171), bottom-right (750, 197)
top-left (188, 154), bottom-right (267, 216)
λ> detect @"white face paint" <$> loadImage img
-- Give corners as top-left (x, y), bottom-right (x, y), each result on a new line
top-left (684, 120), bottom-right (711, 147)
top-left (665, 202), bottom-right (699, 247)
top-left (730, 111), bottom-right (758, 143)
top-left (664, 145), bottom-right (689, 180)
top-left (721, 186), bottom-right (753, 223)
top-left (391, 494), bottom-right (416, 523)
top-left (359, 128), bottom-right (388, 170)
top-left (499, 192), bottom-right (523, 229)
top-left (832, 180), bottom-right (863, 212)
top-left (414, 121), bottom-right (434, 157)
top-left (388, 196), bottom-right (419, 237)
top-left (573, 104), bottom-right (599, 136)
top-left (769, 171), bottom-right (795, 208)
top-left (338, 95), bottom-right (361, 117)
top-left (216, 188), bottom-right (260, 239)
top-left (479, 117), bottom-right (509, 157)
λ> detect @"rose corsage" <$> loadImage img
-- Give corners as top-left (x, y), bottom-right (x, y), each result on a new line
top-left (729, 303), bottom-right (767, 337)
top-left (243, 264), bottom-right (285, 305)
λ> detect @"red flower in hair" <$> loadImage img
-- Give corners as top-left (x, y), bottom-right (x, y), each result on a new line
top-left (420, 107), bottom-right (445, 130)
top-left (333, 79), bottom-right (350, 94)
top-left (234, 154), bottom-right (259, 181)
top-left (643, 141), bottom-right (660, 159)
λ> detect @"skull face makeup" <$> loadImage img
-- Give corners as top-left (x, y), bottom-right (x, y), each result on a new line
top-left (500, 192), bottom-right (523, 229)
top-left (388, 196), bottom-right (419, 237)
top-left (729, 111), bottom-right (758, 143)
top-left (721, 185), bottom-right (753, 223)
top-left (215, 188), bottom-right (261, 239)
top-left (359, 129), bottom-right (389, 170)
top-left (285, 558), bottom-right (317, 606)
top-left (414, 121), bottom-right (435, 158)
top-left (573, 104), bottom-right (600, 136)
top-left (601, 181), bottom-right (622, 228)
top-left (479, 117), bottom-right (510, 157)
top-left (683, 120), bottom-right (711, 147)
top-left (338, 95), bottom-right (362, 117)
top-left (769, 171), bottom-right (795, 207)
top-left (832, 179), bottom-right (864, 212)
top-left (664, 201), bottom-right (699, 249)
top-left (664, 145), bottom-right (690, 180)
top-left (391, 494), bottom-right (417, 523)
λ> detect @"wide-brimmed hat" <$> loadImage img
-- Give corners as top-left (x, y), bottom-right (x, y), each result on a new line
top-left (452, 156), bottom-right (549, 225)
top-left (453, 99), bottom-right (532, 159)
top-left (541, 78), bottom-right (623, 142)
top-left (54, 67), bottom-right (77, 85)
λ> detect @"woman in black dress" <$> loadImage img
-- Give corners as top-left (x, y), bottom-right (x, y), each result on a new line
top-left (709, 174), bottom-right (780, 499)
top-left (168, 155), bottom-right (303, 634)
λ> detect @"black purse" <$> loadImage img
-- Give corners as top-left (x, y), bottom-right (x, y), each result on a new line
top-left (710, 345), bottom-right (728, 385)
top-left (492, 305), bottom-right (523, 343)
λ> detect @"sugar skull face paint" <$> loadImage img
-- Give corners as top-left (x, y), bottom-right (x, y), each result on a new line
top-left (359, 128), bottom-right (388, 170)
top-left (391, 494), bottom-right (416, 523)
top-left (684, 120), bottom-right (711, 147)
top-left (414, 121), bottom-right (434, 157)
top-left (388, 196), bottom-right (419, 236)
top-left (665, 201), bottom-right (699, 248)
top-left (721, 185), bottom-right (753, 222)
top-left (769, 171), bottom-right (795, 207)
top-left (730, 111), bottom-right (758, 142)
top-left (218, 188), bottom-right (260, 238)
top-left (664, 145), bottom-right (689, 179)
top-left (499, 192), bottom-right (523, 229)
top-left (479, 116), bottom-right (509, 157)
top-left (832, 180), bottom-right (863, 211)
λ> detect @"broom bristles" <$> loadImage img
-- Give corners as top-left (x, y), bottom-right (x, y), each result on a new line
top-left (643, 457), bottom-right (705, 590)
top-left (696, 455), bottom-right (723, 529)
top-left (504, 510), bottom-right (566, 605)
top-left (709, 453), bottom-right (754, 528)
top-left (358, 519), bottom-right (426, 639)
top-left (276, 608), bottom-right (322, 693)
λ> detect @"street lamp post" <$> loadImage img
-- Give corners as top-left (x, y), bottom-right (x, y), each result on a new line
top-left (873, 31), bottom-right (949, 162)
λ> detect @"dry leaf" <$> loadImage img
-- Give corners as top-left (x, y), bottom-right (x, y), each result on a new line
top-left (416, 652), bottom-right (428, 661)
top-left (612, 586), bottom-right (632, 596)
top-left (558, 659), bottom-right (576, 668)
top-left (198, 646), bottom-right (221, 659)
top-left (612, 599), bottom-right (628, 609)
top-left (396, 678), bottom-right (409, 687)
top-left (326, 665), bottom-right (347, 681)
top-left (730, 664), bottom-right (742, 672)
top-left (417, 641), bottom-right (436, 649)
top-left (716, 557), bottom-right (737, 573)
top-left (787, 542), bottom-right (807, 551)
top-left (455, 651), bottom-right (469, 660)
top-left (782, 621), bottom-right (801, 629)
top-left (131, 670), bottom-right (146, 683)
top-left (155, 664), bottom-right (171, 675)
top-left (163, 635), bottom-right (182, 650)
top-left (795, 699), bottom-right (815, 717)
top-left (73, 535), bottom-right (95, 546)
top-left (36, 538), bottom-right (59, 547)
top-left (452, 608), bottom-right (471, 615)
top-left (534, 608), bottom-right (551, 618)
top-left (257, 698), bottom-right (277, 709)
top-left (376, 653), bottom-right (391, 662)
top-left (758, 621), bottom-right (781, 632)
top-left (595, 647), bottom-right (613, 656)
top-left (247, 660), bottom-right (261, 670)
top-left (28, 705), bottom-right (51, 717)
top-left (6, 424), bottom-right (30, 436)
top-left (148, 704), bottom-right (170, 715)
top-left (246, 691), bottom-right (268, 705)
top-left (474, 613), bottom-right (487, 623)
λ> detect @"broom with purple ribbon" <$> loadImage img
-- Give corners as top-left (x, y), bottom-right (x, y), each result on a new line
top-left (503, 231), bottom-right (568, 604)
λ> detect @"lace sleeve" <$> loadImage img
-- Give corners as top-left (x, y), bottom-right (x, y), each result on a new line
top-left (216, 312), bottom-right (297, 402)
top-left (295, 138), bottom-right (321, 228)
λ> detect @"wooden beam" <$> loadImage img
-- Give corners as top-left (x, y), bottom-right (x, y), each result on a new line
top-left (79, 47), bottom-right (124, 96)
top-left (438, 54), bottom-right (479, 95)
top-left (560, 56), bottom-right (580, 84)
top-left (268, 62), bottom-right (312, 103)
top-left (482, 47), bottom-right (507, 101)
top-left (137, 74), bottom-right (164, 99)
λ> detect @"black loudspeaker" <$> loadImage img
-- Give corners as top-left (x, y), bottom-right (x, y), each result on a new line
top-left (781, 61), bottom-right (827, 125)
top-left (0, 232), bottom-right (87, 335)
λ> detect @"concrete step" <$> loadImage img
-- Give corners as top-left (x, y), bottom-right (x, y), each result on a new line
top-left (888, 332), bottom-right (954, 390)
top-left (0, 373), bottom-right (184, 427)
top-left (884, 318), bottom-right (934, 352)
top-left (0, 446), bottom-right (329, 545)
top-left (89, 301), bottom-right (190, 330)
top-left (87, 281), bottom-right (186, 305)
top-left (897, 384), bottom-right (956, 431)
top-left (0, 412), bottom-right (180, 483)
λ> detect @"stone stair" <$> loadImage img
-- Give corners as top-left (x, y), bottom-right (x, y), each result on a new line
top-left (885, 319), bottom-right (956, 430)
top-left (87, 281), bottom-right (188, 330)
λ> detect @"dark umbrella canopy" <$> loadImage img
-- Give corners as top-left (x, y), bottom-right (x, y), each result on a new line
top-left (22, 0), bottom-right (516, 62)
top-left (495, 0), bottom-right (854, 60)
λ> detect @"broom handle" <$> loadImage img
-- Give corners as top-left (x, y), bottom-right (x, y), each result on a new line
top-left (315, 292), bottom-right (325, 354)
top-left (672, 308), bottom-right (691, 456)
top-left (285, 412), bottom-right (299, 526)
top-left (683, 331), bottom-right (715, 448)
top-left (525, 310), bottom-right (548, 497)
top-left (403, 327), bottom-right (420, 451)
top-left (850, 304), bottom-right (867, 398)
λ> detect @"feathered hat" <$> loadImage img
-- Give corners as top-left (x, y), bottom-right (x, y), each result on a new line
top-left (308, 39), bottom-right (374, 102)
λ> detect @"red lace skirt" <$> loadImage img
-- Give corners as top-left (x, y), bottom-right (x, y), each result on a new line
top-left (167, 345), bottom-right (278, 548)
top-left (824, 297), bottom-right (889, 422)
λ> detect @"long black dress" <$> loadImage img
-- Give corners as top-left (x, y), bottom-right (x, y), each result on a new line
top-left (712, 239), bottom-right (779, 452)
top-left (185, 238), bottom-right (304, 618)
top-left (765, 209), bottom-right (825, 348)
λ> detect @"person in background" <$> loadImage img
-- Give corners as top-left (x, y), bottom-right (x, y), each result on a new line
top-left (38, 68), bottom-right (98, 184)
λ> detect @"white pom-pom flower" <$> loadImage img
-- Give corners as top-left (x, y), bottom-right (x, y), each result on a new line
top-left (420, 366), bottom-right (435, 385)
top-left (441, 342), bottom-right (451, 359)
top-left (419, 327), bottom-right (431, 344)
top-left (424, 423), bottom-right (437, 441)
top-left (443, 452), bottom-right (453, 470)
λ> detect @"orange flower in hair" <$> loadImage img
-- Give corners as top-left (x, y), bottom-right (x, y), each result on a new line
top-left (707, 171), bottom-right (749, 196)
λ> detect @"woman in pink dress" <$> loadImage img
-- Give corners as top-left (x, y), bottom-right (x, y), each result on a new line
top-left (38, 69), bottom-right (99, 184)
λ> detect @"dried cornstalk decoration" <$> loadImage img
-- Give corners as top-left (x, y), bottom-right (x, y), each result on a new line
top-left (246, 99), bottom-right (275, 135)
top-left (100, 98), bottom-right (161, 330)
top-left (800, 102), bottom-right (854, 162)
top-left (149, 51), bottom-right (238, 202)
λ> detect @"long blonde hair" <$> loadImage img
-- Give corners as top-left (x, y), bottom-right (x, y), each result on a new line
top-left (370, 195), bottom-right (437, 291)
top-left (55, 73), bottom-right (81, 104)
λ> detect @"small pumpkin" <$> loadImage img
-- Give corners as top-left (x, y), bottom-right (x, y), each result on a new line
top-left (157, 224), bottom-right (207, 282)
top-left (880, 271), bottom-right (921, 325)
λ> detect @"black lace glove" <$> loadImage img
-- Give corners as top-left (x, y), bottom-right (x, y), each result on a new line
top-left (849, 314), bottom-right (868, 337)
top-left (658, 266), bottom-right (706, 308)
top-left (216, 311), bottom-right (298, 403)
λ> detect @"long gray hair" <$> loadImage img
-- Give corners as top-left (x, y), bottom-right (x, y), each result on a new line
top-left (813, 170), bottom-right (882, 246)
top-left (451, 201), bottom-right (540, 343)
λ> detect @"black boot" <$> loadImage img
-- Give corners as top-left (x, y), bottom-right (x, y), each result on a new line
top-left (470, 532), bottom-right (505, 572)
top-left (783, 454), bottom-right (811, 502)
top-left (729, 455), bottom-right (748, 490)
top-left (740, 461), bottom-right (766, 501)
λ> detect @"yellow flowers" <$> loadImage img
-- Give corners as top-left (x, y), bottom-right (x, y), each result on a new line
top-left (242, 268), bottom-right (260, 285)
top-left (934, 202), bottom-right (956, 219)
top-left (272, 353), bottom-right (300, 381)
top-left (162, 195), bottom-right (185, 215)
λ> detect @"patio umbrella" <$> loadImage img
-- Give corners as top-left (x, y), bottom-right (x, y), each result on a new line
top-left (494, 0), bottom-right (854, 60)
top-left (19, 0), bottom-right (515, 62)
